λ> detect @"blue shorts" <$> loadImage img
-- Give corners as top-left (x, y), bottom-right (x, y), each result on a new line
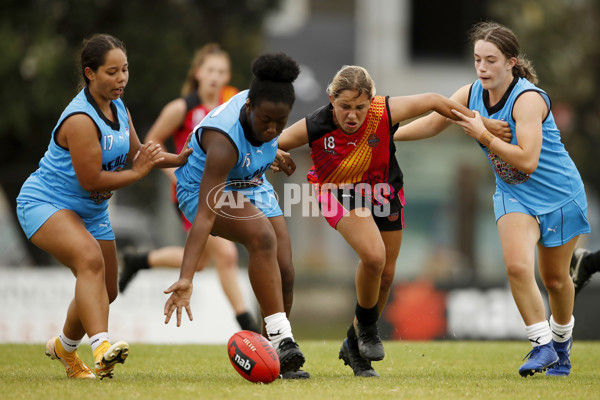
top-left (493, 190), bottom-right (590, 247)
top-left (177, 180), bottom-right (282, 224)
top-left (16, 199), bottom-right (114, 240)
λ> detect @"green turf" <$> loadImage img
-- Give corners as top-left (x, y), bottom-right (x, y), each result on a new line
top-left (1, 341), bottom-right (598, 399)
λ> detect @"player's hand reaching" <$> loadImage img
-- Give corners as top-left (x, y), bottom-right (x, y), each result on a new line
top-left (132, 141), bottom-right (164, 177)
top-left (484, 117), bottom-right (512, 143)
top-left (176, 132), bottom-right (194, 166)
top-left (164, 278), bottom-right (194, 327)
top-left (450, 109), bottom-right (487, 140)
top-left (270, 149), bottom-right (296, 176)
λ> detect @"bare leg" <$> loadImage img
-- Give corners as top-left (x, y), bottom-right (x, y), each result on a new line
top-left (336, 209), bottom-right (386, 361)
top-left (377, 230), bottom-right (403, 314)
top-left (207, 236), bottom-right (248, 315)
top-left (31, 210), bottom-right (108, 337)
top-left (497, 213), bottom-right (545, 325)
top-left (99, 239), bottom-right (119, 304)
top-left (336, 209), bottom-right (386, 308)
top-left (270, 215), bottom-right (295, 316)
top-left (148, 246), bottom-right (186, 268)
top-left (538, 236), bottom-right (578, 324)
top-left (210, 199), bottom-right (284, 317)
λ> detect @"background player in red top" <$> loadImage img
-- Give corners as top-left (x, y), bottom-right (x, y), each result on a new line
top-left (276, 65), bottom-right (509, 377)
top-left (118, 43), bottom-right (259, 333)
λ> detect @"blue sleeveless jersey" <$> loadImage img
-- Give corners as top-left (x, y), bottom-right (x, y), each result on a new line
top-left (18, 87), bottom-right (130, 217)
top-left (468, 78), bottom-right (585, 215)
top-left (175, 90), bottom-right (278, 194)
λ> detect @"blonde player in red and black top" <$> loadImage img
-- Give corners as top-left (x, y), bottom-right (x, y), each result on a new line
top-left (306, 93), bottom-right (405, 232)
top-left (277, 65), bottom-right (510, 377)
top-left (118, 44), bottom-right (260, 334)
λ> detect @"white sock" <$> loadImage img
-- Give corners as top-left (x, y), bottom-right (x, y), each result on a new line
top-left (264, 312), bottom-right (293, 348)
top-left (89, 332), bottom-right (110, 352)
top-left (525, 320), bottom-right (552, 347)
top-left (58, 333), bottom-right (81, 353)
top-left (550, 315), bottom-right (574, 343)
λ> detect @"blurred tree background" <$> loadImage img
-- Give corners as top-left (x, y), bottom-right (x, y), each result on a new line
top-left (0, 0), bottom-right (280, 264)
top-left (2, 0), bottom-right (599, 265)
top-left (490, 0), bottom-right (600, 197)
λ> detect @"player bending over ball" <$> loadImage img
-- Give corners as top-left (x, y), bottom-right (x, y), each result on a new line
top-left (163, 52), bottom-right (308, 378)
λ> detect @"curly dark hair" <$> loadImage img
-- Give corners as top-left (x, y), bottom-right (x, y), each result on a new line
top-left (248, 53), bottom-right (300, 108)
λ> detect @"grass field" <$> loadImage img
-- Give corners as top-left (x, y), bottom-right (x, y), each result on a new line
top-left (1, 340), bottom-right (599, 400)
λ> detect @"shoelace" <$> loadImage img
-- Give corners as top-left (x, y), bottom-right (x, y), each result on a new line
top-left (522, 346), bottom-right (541, 361)
top-left (67, 355), bottom-right (91, 375)
top-left (278, 339), bottom-right (298, 351)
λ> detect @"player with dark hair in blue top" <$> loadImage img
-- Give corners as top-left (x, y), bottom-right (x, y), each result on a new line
top-left (394, 22), bottom-right (589, 377)
top-left (163, 53), bottom-right (308, 378)
top-left (16, 33), bottom-right (192, 380)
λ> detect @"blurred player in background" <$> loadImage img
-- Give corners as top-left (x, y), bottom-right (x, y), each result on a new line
top-left (118, 43), bottom-right (259, 333)
top-left (163, 53), bottom-right (308, 379)
top-left (395, 21), bottom-right (589, 377)
top-left (571, 248), bottom-right (600, 296)
top-left (275, 65), bottom-right (508, 377)
top-left (16, 34), bottom-right (192, 379)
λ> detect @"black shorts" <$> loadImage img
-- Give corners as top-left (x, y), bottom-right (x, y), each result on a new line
top-left (315, 184), bottom-right (405, 231)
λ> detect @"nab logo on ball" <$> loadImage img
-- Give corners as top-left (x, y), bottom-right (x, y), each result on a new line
top-left (227, 330), bottom-right (280, 383)
top-left (229, 340), bottom-right (256, 375)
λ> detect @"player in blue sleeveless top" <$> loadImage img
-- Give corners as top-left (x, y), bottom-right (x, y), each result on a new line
top-left (117, 44), bottom-right (259, 334)
top-left (16, 34), bottom-right (192, 380)
top-left (394, 22), bottom-right (588, 377)
top-left (163, 53), bottom-right (308, 378)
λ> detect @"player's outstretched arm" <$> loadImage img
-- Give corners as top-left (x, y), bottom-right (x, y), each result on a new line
top-left (163, 129), bottom-right (237, 326)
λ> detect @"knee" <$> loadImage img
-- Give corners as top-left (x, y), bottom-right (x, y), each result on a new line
top-left (360, 250), bottom-right (386, 276)
top-left (542, 274), bottom-right (569, 293)
top-left (74, 245), bottom-right (105, 277)
top-left (505, 261), bottom-right (529, 281)
top-left (214, 241), bottom-right (239, 268)
top-left (245, 228), bottom-right (277, 256)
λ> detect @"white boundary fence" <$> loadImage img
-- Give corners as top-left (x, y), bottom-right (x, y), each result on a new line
top-left (0, 266), bottom-right (256, 344)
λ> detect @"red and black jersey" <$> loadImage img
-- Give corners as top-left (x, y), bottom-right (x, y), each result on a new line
top-left (170, 86), bottom-right (237, 213)
top-left (306, 96), bottom-right (403, 201)
top-left (172, 86), bottom-right (238, 153)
